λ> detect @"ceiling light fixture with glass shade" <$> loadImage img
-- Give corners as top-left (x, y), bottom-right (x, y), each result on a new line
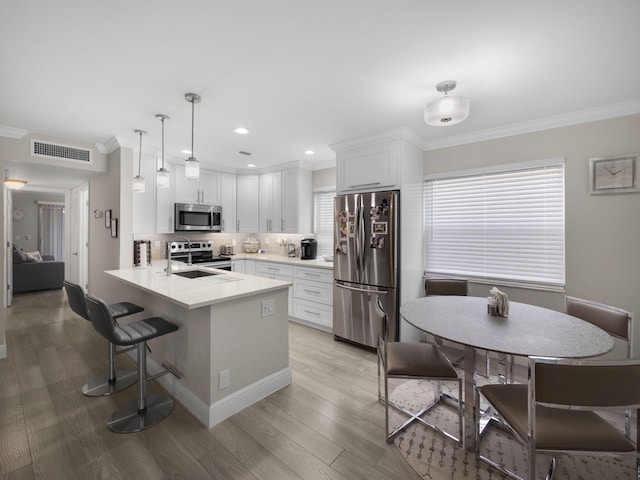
top-left (424, 80), bottom-right (470, 126)
top-left (3, 169), bottom-right (27, 190)
top-left (156, 114), bottom-right (170, 189)
top-left (133, 129), bottom-right (146, 193)
top-left (184, 93), bottom-right (201, 181)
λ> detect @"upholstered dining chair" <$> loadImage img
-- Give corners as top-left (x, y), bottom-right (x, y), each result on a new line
top-left (565, 295), bottom-right (633, 436)
top-left (375, 296), bottom-right (462, 444)
top-left (476, 356), bottom-right (640, 480)
top-left (425, 278), bottom-right (491, 377)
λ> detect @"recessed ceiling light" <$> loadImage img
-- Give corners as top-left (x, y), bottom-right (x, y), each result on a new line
top-left (181, 149), bottom-right (191, 155)
top-left (237, 150), bottom-right (254, 156)
top-left (247, 163), bottom-right (256, 168)
top-left (304, 150), bottom-right (315, 155)
top-left (234, 127), bottom-right (249, 134)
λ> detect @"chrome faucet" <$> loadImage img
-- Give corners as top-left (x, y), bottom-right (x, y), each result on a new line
top-left (166, 236), bottom-right (192, 276)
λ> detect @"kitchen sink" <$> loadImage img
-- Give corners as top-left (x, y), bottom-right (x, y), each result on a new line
top-left (173, 270), bottom-right (220, 279)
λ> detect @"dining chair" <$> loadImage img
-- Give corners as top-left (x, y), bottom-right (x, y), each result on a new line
top-left (476, 356), bottom-right (640, 480)
top-left (565, 295), bottom-right (633, 436)
top-left (375, 296), bottom-right (462, 444)
top-left (425, 278), bottom-right (491, 378)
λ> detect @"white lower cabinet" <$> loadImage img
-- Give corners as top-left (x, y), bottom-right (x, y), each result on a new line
top-left (232, 260), bottom-right (245, 273)
top-left (255, 262), bottom-right (293, 313)
top-left (292, 266), bottom-right (333, 331)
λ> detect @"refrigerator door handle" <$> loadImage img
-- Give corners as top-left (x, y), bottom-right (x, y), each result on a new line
top-left (355, 194), bottom-right (366, 281)
top-left (335, 282), bottom-right (388, 295)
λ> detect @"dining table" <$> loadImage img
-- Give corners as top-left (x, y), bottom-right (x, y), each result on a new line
top-left (399, 295), bottom-right (615, 450)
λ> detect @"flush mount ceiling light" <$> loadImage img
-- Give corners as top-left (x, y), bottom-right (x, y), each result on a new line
top-left (304, 150), bottom-right (315, 155)
top-left (133, 129), bottom-right (146, 193)
top-left (234, 127), bottom-right (249, 134)
top-left (184, 93), bottom-right (201, 180)
top-left (424, 80), bottom-right (470, 126)
top-left (156, 114), bottom-right (170, 189)
top-left (3, 169), bottom-right (27, 190)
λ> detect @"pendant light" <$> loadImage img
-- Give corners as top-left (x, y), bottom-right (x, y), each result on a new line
top-left (424, 80), bottom-right (470, 126)
top-left (133, 129), bottom-right (146, 193)
top-left (156, 114), bottom-right (170, 188)
top-left (184, 93), bottom-right (201, 180)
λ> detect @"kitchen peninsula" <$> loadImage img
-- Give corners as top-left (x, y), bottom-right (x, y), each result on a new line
top-left (105, 262), bottom-right (291, 428)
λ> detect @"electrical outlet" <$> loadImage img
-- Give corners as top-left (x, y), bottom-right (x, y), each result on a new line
top-left (262, 299), bottom-right (274, 317)
top-left (219, 369), bottom-right (230, 390)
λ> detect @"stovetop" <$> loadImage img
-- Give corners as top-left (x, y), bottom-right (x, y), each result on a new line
top-left (169, 240), bottom-right (231, 263)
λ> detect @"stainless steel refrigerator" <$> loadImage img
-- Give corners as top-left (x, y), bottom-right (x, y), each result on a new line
top-left (333, 190), bottom-right (399, 348)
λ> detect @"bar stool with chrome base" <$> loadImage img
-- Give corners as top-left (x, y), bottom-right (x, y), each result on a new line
top-left (85, 294), bottom-right (180, 433)
top-left (63, 281), bottom-right (143, 396)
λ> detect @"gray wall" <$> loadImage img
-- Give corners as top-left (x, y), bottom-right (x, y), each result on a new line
top-left (11, 191), bottom-right (65, 253)
top-left (88, 148), bottom-right (135, 304)
top-left (423, 114), bottom-right (640, 356)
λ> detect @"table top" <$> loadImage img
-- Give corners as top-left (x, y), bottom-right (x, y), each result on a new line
top-left (400, 296), bottom-right (614, 358)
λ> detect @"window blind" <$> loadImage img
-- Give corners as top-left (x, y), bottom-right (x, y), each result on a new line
top-left (313, 189), bottom-right (336, 257)
top-left (424, 162), bottom-right (565, 289)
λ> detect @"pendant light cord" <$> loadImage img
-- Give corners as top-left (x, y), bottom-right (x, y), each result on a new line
top-left (190, 97), bottom-right (195, 157)
top-left (137, 131), bottom-right (143, 176)
top-left (161, 116), bottom-right (165, 169)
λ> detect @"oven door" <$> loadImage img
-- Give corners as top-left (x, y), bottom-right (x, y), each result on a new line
top-left (174, 203), bottom-right (222, 231)
top-left (200, 261), bottom-right (232, 271)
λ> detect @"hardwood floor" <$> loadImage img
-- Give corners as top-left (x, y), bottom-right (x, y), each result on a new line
top-left (0, 289), bottom-right (421, 480)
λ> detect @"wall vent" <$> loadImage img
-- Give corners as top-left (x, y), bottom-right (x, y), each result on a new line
top-left (31, 139), bottom-right (93, 163)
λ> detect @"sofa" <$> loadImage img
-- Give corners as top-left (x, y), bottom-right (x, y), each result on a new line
top-left (12, 247), bottom-right (64, 294)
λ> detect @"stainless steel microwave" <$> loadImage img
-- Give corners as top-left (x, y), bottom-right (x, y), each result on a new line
top-left (174, 203), bottom-right (222, 232)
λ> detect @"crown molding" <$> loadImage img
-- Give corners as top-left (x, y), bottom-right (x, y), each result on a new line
top-left (330, 127), bottom-right (427, 153)
top-left (311, 159), bottom-right (336, 171)
top-left (423, 99), bottom-right (640, 151)
top-left (0, 125), bottom-right (28, 139)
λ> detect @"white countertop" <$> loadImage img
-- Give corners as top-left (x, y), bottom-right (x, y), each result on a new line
top-left (228, 252), bottom-right (334, 269)
top-left (106, 261), bottom-right (292, 310)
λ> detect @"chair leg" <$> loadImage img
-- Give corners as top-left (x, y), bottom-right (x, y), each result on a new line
top-left (107, 341), bottom-right (174, 433)
top-left (81, 341), bottom-right (137, 396)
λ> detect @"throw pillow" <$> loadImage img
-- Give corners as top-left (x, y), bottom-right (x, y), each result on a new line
top-left (25, 250), bottom-right (43, 262)
top-left (12, 246), bottom-right (27, 264)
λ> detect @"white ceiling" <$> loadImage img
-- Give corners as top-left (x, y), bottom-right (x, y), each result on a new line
top-left (1, 1), bottom-right (639, 189)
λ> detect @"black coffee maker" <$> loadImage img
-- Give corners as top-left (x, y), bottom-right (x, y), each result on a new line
top-left (300, 238), bottom-right (318, 260)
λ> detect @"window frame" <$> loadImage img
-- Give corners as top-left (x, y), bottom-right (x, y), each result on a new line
top-left (313, 187), bottom-right (336, 257)
top-left (423, 158), bottom-right (566, 292)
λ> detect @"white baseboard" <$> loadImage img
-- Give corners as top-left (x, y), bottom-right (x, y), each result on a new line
top-left (0, 344), bottom-right (6, 360)
top-left (139, 352), bottom-right (291, 428)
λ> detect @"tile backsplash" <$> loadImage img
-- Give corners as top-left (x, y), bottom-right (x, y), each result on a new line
top-left (133, 232), bottom-right (315, 262)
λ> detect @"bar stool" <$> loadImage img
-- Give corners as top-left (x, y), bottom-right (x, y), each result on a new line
top-left (85, 294), bottom-right (180, 433)
top-left (63, 281), bottom-right (143, 396)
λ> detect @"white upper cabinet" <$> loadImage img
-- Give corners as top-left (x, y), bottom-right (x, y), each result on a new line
top-left (132, 152), bottom-right (157, 234)
top-left (282, 167), bottom-right (312, 233)
top-left (219, 172), bottom-right (236, 232)
top-left (156, 166), bottom-right (176, 234)
top-left (236, 174), bottom-right (260, 232)
top-left (258, 167), bottom-right (312, 233)
top-left (132, 155), bottom-right (175, 234)
top-left (332, 128), bottom-right (424, 194)
top-left (175, 165), bottom-right (221, 205)
top-left (259, 171), bottom-right (283, 232)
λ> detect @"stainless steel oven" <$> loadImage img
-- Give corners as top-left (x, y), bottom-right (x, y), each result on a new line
top-left (174, 203), bottom-right (222, 232)
top-left (168, 240), bottom-right (231, 270)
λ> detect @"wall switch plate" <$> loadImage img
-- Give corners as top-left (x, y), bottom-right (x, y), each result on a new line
top-left (219, 369), bottom-right (230, 390)
top-left (262, 299), bottom-right (274, 317)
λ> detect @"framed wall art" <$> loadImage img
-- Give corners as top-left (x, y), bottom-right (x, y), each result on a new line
top-left (111, 218), bottom-right (118, 238)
